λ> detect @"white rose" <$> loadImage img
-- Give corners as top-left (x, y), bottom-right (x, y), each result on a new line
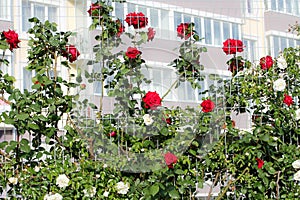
top-left (277, 55), bottom-right (287, 69)
top-left (83, 187), bottom-right (96, 197)
top-left (115, 181), bottom-right (130, 194)
top-left (273, 78), bottom-right (286, 91)
top-left (292, 160), bottom-right (300, 169)
top-left (294, 170), bottom-right (300, 181)
top-left (143, 114), bottom-right (153, 126)
top-left (44, 193), bottom-right (63, 200)
top-left (295, 109), bottom-right (300, 121)
top-left (8, 177), bottom-right (18, 185)
top-left (34, 166), bottom-right (41, 172)
top-left (56, 174), bottom-right (69, 188)
top-left (273, 136), bottom-right (278, 141)
top-left (103, 191), bottom-right (109, 197)
top-left (96, 174), bottom-right (100, 178)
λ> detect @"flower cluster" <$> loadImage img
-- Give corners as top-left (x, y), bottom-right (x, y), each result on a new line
top-left (164, 152), bottom-right (178, 169)
top-left (115, 181), bottom-right (130, 194)
top-left (222, 39), bottom-right (244, 55)
top-left (260, 55), bottom-right (273, 70)
top-left (176, 23), bottom-right (193, 40)
top-left (2, 29), bottom-right (21, 51)
top-left (62, 45), bottom-right (80, 63)
top-left (56, 174), bottom-right (70, 188)
top-left (125, 12), bottom-right (148, 29)
top-left (87, 3), bottom-right (102, 17)
top-left (142, 91), bottom-right (162, 110)
top-left (292, 160), bottom-right (300, 180)
top-left (125, 47), bottom-right (141, 59)
top-left (200, 99), bottom-right (215, 113)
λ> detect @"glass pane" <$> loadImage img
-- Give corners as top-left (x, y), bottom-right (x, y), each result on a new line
top-left (280, 37), bottom-right (287, 50)
top-left (293, 0), bottom-right (299, 15)
top-left (161, 10), bottom-right (170, 39)
top-left (127, 3), bottom-right (135, 13)
top-left (213, 21), bottom-right (221, 45)
top-left (232, 23), bottom-right (239, 39)
top-left (174, 12), bottom-right (182, 28)
top-left (278, 0), bottom-right (284, 11)
top-left (115, 2), bottom-right (124, 20)
top-left (223, 22), bottom-right (230, 41)
top-left (150, 8), bottom-right (158, 27)
top-left (48, 6), bottom-right (57, 23)
top-left (0, 0), bottom-right (8, 19)
top-left (271, 0), bottom-right (277, 10)
top-left (22, 0), bottom-right (31, 32)
top-left (194, 17), bottom-right (201, 38)
top-left (288, 39), bottom-right (294, 47)
top-left (23, 68), bottom-right (32, 91)
top-left (183, 15), bottom-right (191, 23)
top-left (162, 69), bottom-right (172, 99)
top-left (273, 36), bottom-right (280, 57)
top-left (286, 0), bottom-right (292, 13)
top-left (204, 18), bottom-right (212, 44)
top-left (34, 4), bottom-right (45, 22)
top-left (137, 6), bottom-right (147, 15)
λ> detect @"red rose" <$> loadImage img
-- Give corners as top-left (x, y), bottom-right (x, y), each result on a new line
top-left (222, 39), bottom-right (244, 55)
top-left (109, 131), bottom-right (116, 137)
top-left (116, 20), bottom-right (125, 37)
top-left (165, 117), bottom-right (172, 125)
top-left (125, 12), bottom-right (148, 29)
top-left (142, 91), bottom-right (162, 110)
top-left (125, 47), bottom-right (141, 59)
top-left (200, 99), bottom-right (215, 113)
top-left (260, 56), bottom-right (273, 70)
top-left (147, 27), bottom-right (156, 41)
top-left (283, 94), bottom-right (293, 106)
top-left (256, 158), bottom-right (264, 169)
top-left (164, 152), bottom-right (178, 169)
top-left (62, 45), bottom-right (80, 63)
top-left (87, 3), bottom-right (101, 17)
top-left (3, 29), bottom-right (21, 51)
top-left (176, 23), bottom-right (192, 40)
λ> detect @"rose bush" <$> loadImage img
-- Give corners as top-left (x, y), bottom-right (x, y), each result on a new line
top-left (1, 1), bottom-right (300, 199)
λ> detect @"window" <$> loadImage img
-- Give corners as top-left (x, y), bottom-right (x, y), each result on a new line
top-left (115, 2), bottom-right (124, 20)
top-left (223, 22), bottom-right (230, 41)
top-left (213, 21), bottom-right (221, 46)
top-left (23, 67), bottom-right (32, 91)
top-left (243, 39), bottom-right (256, 62)
top-left (267, 0), bottom-right (300, 16)
top-left (0, 0), bottom-right (10, 20)
top-left (0, 129), bottom-right (14, 142)
top-left (0, 55), bottom-right (13, 75)
top-left (204, 18), bottom-right (212, 45)
top-left (22, 1), bottom-right (58, 32)
top-left (269, 35), bottom-right (299, 57)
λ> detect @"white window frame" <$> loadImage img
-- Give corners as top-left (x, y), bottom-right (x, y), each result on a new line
top-left (267, 31), bottom-right (300, 57)
top-left (0, 0), bottom-right (11, 21)
top-left (266, 0), bottom-right (300, 16)
top-left (21, 0), bottom-right (59, 33)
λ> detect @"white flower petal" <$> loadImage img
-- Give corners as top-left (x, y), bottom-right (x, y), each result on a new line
top-left (56, 174), bottom-right (69, 188)
top-left (294, 170), bottom-right (300, 181)
top-left (292, 160), bottom-right (300, 169)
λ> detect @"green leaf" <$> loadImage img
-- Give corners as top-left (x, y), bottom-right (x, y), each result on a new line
top-left (16, 113), bottom-right (29, 120)
top-left (149, 184), bottom-right (159, 196)
top-left (169, 189), bottom-right (180, 199)
top-left (28, 123), bottom-right (39, 130)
